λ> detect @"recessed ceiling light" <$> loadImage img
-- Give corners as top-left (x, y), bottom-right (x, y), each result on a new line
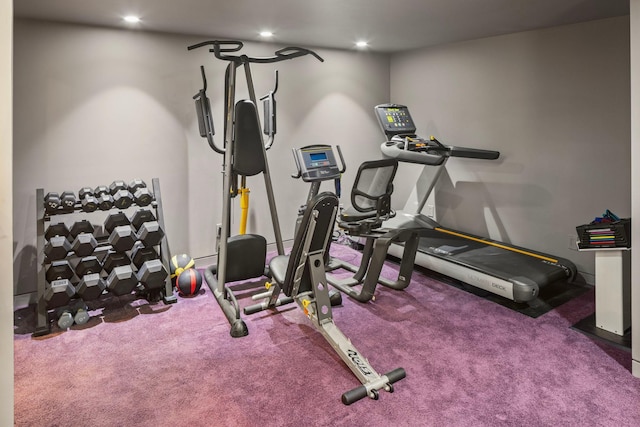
top-left (260, 31), bottom-right (274, 38)
top-left (355, 41), bottom-right (368, 48)
top-left (123, 15), bottom-right (141, 24)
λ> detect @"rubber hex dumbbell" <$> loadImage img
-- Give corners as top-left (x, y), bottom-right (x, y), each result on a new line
top-left (137, 221), bottom-right (165, 247)
top-left (44, 260), bottom-right (75, 308)
top-left (44, 192), bottom-right (61, 213)
top-left (103, 251), bottom-right (132, 274)
top-left (131, 242), bottom-right (159, 269)
top-left (69, 220), bottom-right (97, 257)
top-left (46, 260), bottom-right (74, 283)
top-left (130, 209), bottom-right (156, 231)
top-left (45, 223), bottom-right (70, 241)
top-left (104, 212), bottom-right (131, 234)
top-left (60, 191), bottom-right (76, 212)
top-left (137, 259), bottom-right (169, 290)
top-left (44, 223), bottom-right (71, 261)
top-left (71, 233), bottom-right (97, 257)
top-left (76, 274), bottom-right (106, 301)
top-left (113, 189), bottom-right (134, 209)
top-left (78, 187), bottom-right (98, 213)
top-left (69, 220), bottom-right (95, 239)
top-left (108, 225), bottom-right (137, 252)
top-left (109, 180), bottom-right (127, 195)
top-left (106, 265), bottom-right (138, 296)
top-left (129, 179), bottom-right (153, 206)
top-left (44, 280), bottom-right (76, 309)
top-left (95, 185), bottom-right (114, 210)
top-left (75, 256), bottom-right (105, 300)
top-left (128, 179), bottom-right (146, 193)
top-left (44, 236), bottom-right (71, 261)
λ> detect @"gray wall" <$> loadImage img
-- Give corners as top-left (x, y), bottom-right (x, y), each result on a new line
top-left (631, 0), bottom-right (640, 377)
top-left (389, 17), bottom-right (630, 282)
top-left (12, 19), bottom-right (390, 295)
top-left (1, 2), bottom-right (14, 424)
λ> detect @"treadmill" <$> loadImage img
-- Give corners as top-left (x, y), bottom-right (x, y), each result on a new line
top-left (375, 104), bottom-right (577, 303)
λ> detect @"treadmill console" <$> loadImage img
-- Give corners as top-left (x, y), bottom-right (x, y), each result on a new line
top-left (375, 104), bottom-right (417, 138)
top-left (293, 145), bottom-right (342, 182)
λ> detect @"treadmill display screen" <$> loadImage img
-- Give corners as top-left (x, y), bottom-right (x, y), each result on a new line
top-left (375, 104), bottom-right (417, 136)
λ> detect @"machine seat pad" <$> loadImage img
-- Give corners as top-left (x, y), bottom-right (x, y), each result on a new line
top-left (268, 255), bottom-right (290, 287)
top-left (339, 206), bottom-right (376, 222)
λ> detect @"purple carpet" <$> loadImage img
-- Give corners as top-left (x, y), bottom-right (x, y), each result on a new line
top-left (14, 244), bottom-right (640, 426)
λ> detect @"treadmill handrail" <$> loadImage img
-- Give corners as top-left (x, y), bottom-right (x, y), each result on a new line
top-left (381, 136), bottom-right (499, 165)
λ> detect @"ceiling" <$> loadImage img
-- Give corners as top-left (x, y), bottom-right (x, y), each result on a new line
top-left (13, 0), bottom-right (630, 52)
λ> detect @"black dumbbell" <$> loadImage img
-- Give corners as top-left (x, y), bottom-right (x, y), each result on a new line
top-left (128, 180), bottom-right (153, 206)
top-left (44, 192), bottom-right (61, 213)
top-left (113, 189), bottom-right (134, 209)
top-left (97, 193), bottom-right (114, 211)
top-left (44, 260), bottom-right (75, 308)
top-left (44, 280), bottom-right (76, 309)
top-left (137, 259), bottom-right (169, 290)
top-left (108, 225), bottom-right (137, 252)
top-left (109, 180), bottom-right (127, 195)
top-left (44, 236), bottom-right (71, 261)
top-left (60, 191), bottom-right (76, 212)
top-left (104, 212), bottom-right (131, 234)
top-left (94, 185), bottom-right (113, 210)
top-left (76, 274), bottom-right (105, 301)
top-left (128, 179), bottom-right (146, 193)
top-left (103, 251), bottom-right (132, 273)
top-left (69, 220), bottom-right (95, 239)
top-left (106, 265), bottom-right (138, 296)
top-left (46, 260), bottom-right (74, 283)
top-left (131, 242), bottom-right (158, 269)
top-left (75, 256), bottom-right (102, 278)
top-left (95, 185), bottom-right (109, 196)
top-left (71, 233), bottom-right (97, 257)
top-left (137, 221), bottom-right (165, 247)
top-left (78, 187), bottom-right (98, 213)
top-left (45, 222), bottom-right (70, 241)
top-left (130, 209), bottom-right (156, 231)
top-left (110, 180), bottom-right (133, 209)
top-left (75, 256), bottom-right (105, 300)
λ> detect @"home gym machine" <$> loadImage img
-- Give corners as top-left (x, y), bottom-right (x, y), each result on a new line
top-left (375, 103), bottom-right (577, 304)
top-left (290, 144), bottom-right (422, 303)
top-left (188, 40), bottom-right (323, 336)
top-left (245, 191), bottom-right (406, 404)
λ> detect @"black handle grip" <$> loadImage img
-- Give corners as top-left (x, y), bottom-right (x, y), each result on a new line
top-left (385, 367), bottom-right (406, 384)
top-left (243, 303), bottom-right (264, 315)
top-left (341, 385), bottom-right (368, 405)
top-left (187, 40), bottom-right (243, 52)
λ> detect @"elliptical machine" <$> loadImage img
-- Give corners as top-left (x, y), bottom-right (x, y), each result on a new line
top-left (290, 144), bottom-right (422, 303)
top-left (188, 40), bottom-right (323, 337)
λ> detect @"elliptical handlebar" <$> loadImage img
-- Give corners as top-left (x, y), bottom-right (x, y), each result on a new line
top-left (188, 40), bottom-right (324, 64)
top-left (335, 145), bottom-right (346, 174)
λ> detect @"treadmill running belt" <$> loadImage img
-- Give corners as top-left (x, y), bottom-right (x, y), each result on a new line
top-left (416, 228), bottom-right (575, 288)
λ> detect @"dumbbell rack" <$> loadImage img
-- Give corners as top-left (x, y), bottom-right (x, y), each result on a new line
top-left (33, 178), bottom-right (177, 337)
